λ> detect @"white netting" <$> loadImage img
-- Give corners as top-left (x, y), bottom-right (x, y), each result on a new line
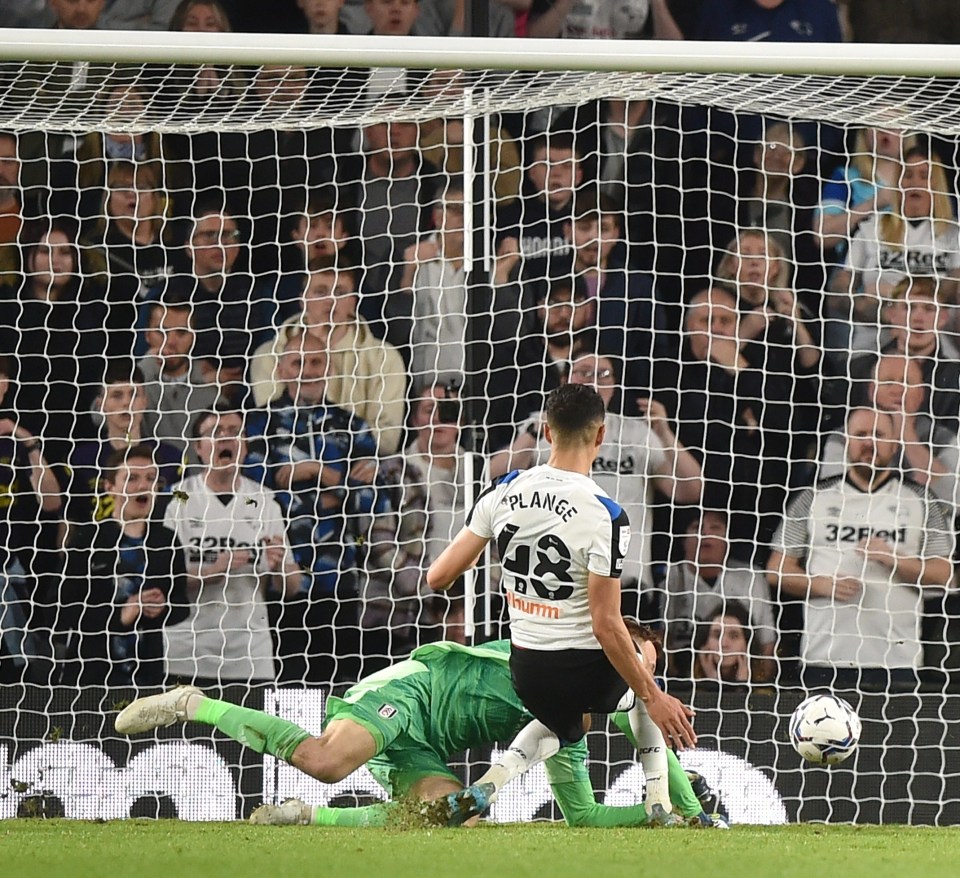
top-left (3, 64), bottom-right (960, 134)
top-left (1, 33), bottom-right (960, 825)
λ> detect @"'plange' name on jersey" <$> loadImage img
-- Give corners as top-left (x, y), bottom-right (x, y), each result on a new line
top-left (501, 489), bottom-right (578, 523)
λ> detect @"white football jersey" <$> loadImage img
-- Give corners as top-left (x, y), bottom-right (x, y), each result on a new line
top-left (163, 473), bottom-right (295, 682)
top-left (467, 465), bottom-right (631, 651)
top-left (846, 216), bottom-right (960, 352)
top-left (848, 215), bottom-right (960, 291)
top-left (772, 473), bottom-right (954, 669)
top-left (513, 410), bottom-right (665, 585)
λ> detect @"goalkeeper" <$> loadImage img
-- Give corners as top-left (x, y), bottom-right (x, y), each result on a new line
top-left (114, 625), bottom-right (722, 829)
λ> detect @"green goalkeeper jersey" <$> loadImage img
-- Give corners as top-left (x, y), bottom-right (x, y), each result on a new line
top-left (326, 639), bottom-right (527, 758)
top-left (325, 638), bottom-right (701, 823)
top-left (414, 639), bottom-right (528, 754)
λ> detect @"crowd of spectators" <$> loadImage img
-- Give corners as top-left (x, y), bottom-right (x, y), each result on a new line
top-left (0, 0), bottom-right (958, 697)
top-left (9, 0), bottom-right (960, 45)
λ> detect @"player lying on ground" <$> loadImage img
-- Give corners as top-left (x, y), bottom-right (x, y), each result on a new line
top-left (114, 627), bottom-right (725, 828)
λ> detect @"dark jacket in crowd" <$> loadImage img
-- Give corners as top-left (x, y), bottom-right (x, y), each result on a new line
top-left (58, 517), bottom-right (188, 686)
top-left (0, 284), bottom-right (108, 462)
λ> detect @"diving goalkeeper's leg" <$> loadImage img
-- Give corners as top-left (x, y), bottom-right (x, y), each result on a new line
top-left (252, 799), bottom-right (391, 827)
top-left (114, 687), bottom-right (375, 784)
top-left (609, 707), bottom-right (728, 828)
top-left (115, 687), bottom-right (466, 828)
top-left (252, 775), bottom-right (465, 827)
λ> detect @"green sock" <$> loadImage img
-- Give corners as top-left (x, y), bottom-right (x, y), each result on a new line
top-left (312, 803), bottom-right (394, 827)
top-left (193, 697), bottom-right (311, 763)
top-left (611, 711), bottom-right (703, 819)
top-left (667, 749), bottom-right (702, 818)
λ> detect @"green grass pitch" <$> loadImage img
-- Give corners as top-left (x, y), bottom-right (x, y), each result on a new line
top-left (3, 821), bottom-right (960, 878)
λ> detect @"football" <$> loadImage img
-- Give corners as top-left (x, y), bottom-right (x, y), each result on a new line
top-left (789, 694), bottom-right (862, 765)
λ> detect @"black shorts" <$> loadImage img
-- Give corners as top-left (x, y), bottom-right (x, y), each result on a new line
top-left (510, 645), bottom-right (629, 746)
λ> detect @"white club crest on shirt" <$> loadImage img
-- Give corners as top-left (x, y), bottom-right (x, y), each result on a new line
top-left (619, 526), bottom-right (630, 556)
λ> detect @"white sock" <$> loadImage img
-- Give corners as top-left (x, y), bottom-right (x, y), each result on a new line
top-left (476, 719), bottom-right (561, 793)
top-left (628, 702), bottom-right (670, 811)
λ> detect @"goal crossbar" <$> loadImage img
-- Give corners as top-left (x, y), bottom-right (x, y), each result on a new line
top-left (4, 31), bottom-right (960, 134)
top-left (2, 29), bottom-right (960, 77)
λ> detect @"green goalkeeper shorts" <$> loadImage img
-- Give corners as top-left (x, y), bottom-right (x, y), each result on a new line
top-left (324, 658), bottom-right (460, 797)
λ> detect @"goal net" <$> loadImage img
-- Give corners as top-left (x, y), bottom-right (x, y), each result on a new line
top-left (1, 30), bottom-right (959, 825)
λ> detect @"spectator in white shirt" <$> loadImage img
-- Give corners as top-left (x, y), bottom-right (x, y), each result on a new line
top-left (163, 409), bottom-right (301, 684)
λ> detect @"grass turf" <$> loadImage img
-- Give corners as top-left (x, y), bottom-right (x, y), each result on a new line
top-left (2, 821), bottom-right (960, 878)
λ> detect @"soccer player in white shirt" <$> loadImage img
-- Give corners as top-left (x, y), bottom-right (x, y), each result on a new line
top-left (767, 407), bottom-right (953, 690)
top-left (428, 383), bottom-right (696, 823)
top-left (489, 352), bottom-right (702, 589)
top-left (163, 410), bottom-right (302, 684)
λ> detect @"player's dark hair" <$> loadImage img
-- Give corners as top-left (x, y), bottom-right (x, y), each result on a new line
top-left (545, 383), bottom-right (604, 447)
top-left (623, 617), bottom-right (664, 666)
